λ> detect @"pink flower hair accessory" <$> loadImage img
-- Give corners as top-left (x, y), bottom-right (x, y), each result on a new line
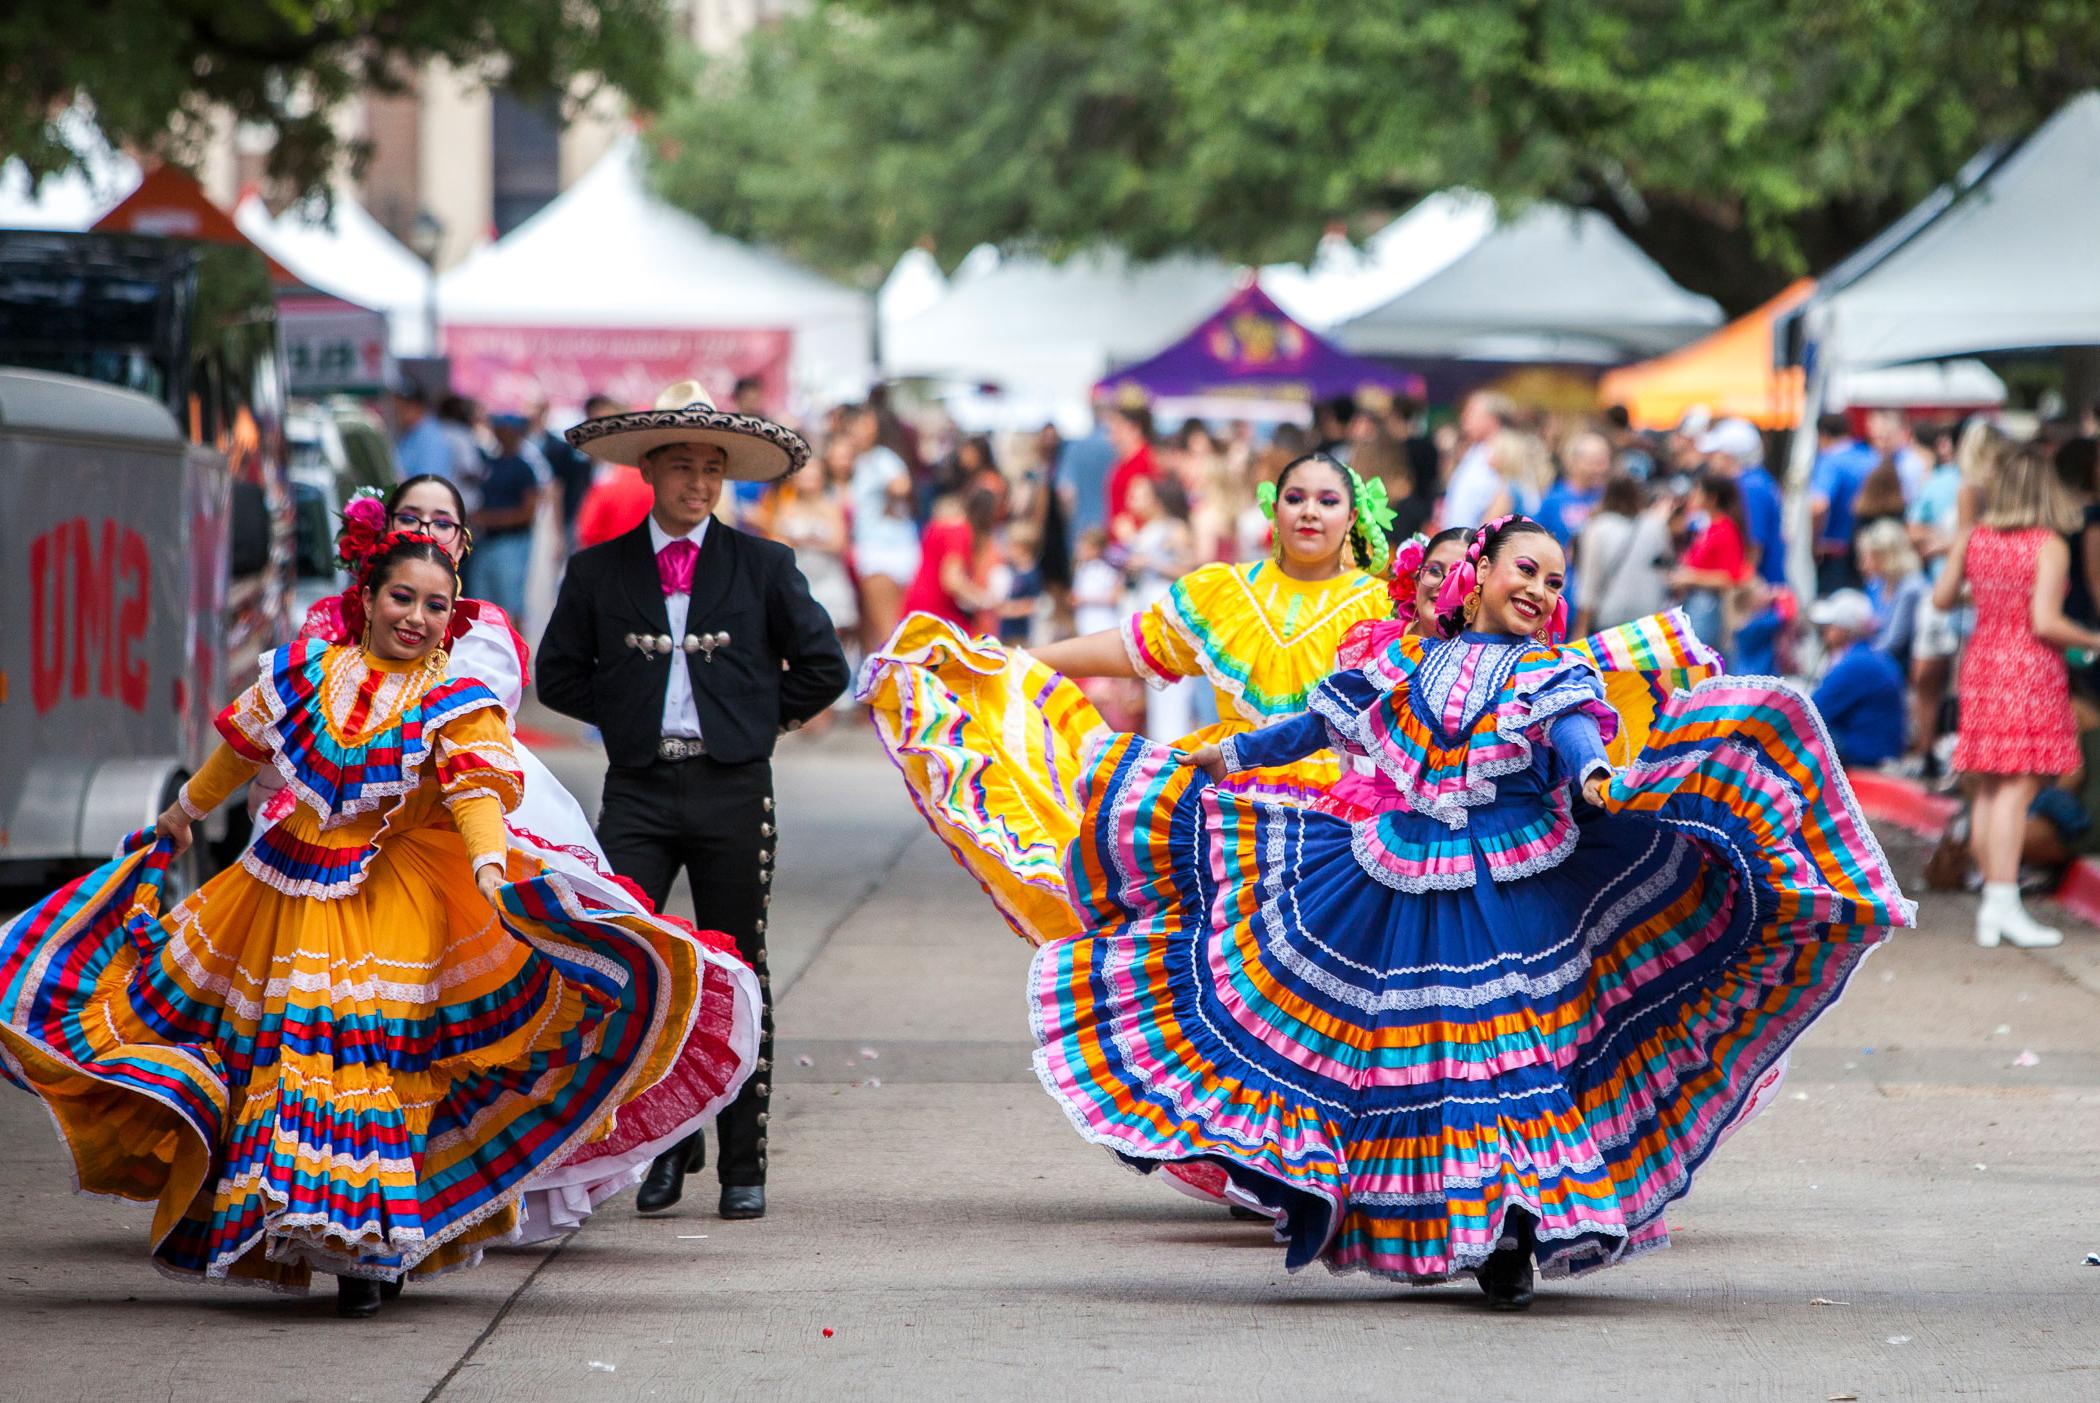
top-left (1387, 533), bottom-right (1429, 624)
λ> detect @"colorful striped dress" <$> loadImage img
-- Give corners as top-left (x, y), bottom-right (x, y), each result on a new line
top-left (0, 640), bottom-right (761, 1292)
top-left (858, 561), bottom-right (1388, 946)
top-left (1032, 629), bottom-right (1913, 1283)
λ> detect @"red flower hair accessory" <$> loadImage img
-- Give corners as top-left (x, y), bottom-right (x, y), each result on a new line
top-left (333, 488), bottom-right (391, 572)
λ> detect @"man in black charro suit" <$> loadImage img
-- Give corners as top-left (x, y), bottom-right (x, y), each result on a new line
top-left (538, 381), bottom-right (848, 1221)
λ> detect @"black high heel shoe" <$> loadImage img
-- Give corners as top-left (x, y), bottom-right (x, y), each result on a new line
top-left (336, 1276), bottom-right (383, 1319)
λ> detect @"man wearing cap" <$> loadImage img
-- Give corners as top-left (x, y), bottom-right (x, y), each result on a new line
top-left (537, 381), bottom-right (851, 1222)
top-left (1808, 588), bottom-right (1906, 769)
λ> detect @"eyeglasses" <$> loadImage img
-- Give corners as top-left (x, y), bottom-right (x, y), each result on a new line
top-left (1420, 562), bottom-right (1450, 583)
top-left (393, 511), bottom-right (462, 540)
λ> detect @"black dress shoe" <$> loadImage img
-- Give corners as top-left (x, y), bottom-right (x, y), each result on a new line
top-left (719, 1184), bottom-right (766, 1220)
top-left (636, 1144), bottom-right (689, 1215)
top-left (336, 1277), bottom-right (383, 1319)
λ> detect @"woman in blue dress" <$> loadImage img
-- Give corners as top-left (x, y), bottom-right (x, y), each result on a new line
top-left (1031, 515), bottom-right (1913, 1309)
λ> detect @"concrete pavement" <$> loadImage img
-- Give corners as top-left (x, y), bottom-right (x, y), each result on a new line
top-left (3, 725), bottom-right (2098, 1402)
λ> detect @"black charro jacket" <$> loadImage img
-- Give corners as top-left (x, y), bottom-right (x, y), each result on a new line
top-left (536, 518), bottom-right (849, 768)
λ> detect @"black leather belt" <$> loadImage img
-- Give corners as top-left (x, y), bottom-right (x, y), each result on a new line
top-left (657, 736), bottom-right (708, 761)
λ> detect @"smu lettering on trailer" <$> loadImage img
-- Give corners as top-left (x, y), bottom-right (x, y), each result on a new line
top-left (29, 518), bottom-right (150, 714)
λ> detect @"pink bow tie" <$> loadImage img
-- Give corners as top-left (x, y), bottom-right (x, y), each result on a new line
top-left (657, 538), bottom-right (698, 596)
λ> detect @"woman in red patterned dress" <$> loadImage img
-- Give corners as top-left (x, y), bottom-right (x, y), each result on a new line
top-left (1935, 432), bottom-right (2100, 949)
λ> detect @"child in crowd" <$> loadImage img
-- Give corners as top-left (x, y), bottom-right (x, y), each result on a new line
top-left (1069, 527), bottom-right (1124, 635)
top-left (998, 522), bottom-right (1045, 647)
top-left (1858, 517), bottom-right (1929, 673)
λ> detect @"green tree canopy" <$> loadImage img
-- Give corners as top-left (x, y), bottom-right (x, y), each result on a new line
top-left (652, 0), bottom-right (2100, 314)
top-left (0, 0), bottom-right (671, 195)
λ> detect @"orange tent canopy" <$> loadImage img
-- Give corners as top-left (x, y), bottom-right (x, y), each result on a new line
top-left (92, 163), bottom-right (301, 287)
top-left (1598, 279), bottom-right (1813, 430)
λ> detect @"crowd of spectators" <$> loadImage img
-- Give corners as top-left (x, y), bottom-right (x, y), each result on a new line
top-left (391, 372), bottom-right (2100, 897)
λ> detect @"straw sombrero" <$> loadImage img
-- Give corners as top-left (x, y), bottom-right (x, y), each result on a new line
top-left (565, 380), bottom-right (811, 483)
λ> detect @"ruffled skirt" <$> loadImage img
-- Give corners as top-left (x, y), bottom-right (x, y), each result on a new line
top-left (1031, 677), bottom-right (1913, 1282)
top-left (0, 824), bottom-right (757, 1291)
top-left (857, 615), bottom-right (1343, 947)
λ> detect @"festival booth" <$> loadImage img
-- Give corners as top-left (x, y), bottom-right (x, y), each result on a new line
top-left (1779, 89), bottom-right (2100, 570)
top-left (1095, 278), bottom-right (1425, 424)
top-left (236, 189), bottom-right (436, 359)
top-left (881, 247), bottom-right (1239, 433)
top-left (1600, 279), bottom-right (2006, 430)
top-left (92, 166), bottom-right (393, 399)
top-left (1329, 198), bottom-right (1722, 380)
top-left (434, 135), bottom-right (872, 418)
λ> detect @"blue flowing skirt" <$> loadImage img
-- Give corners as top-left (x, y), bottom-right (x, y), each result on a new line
top-left (1031, 678), bottom-right (1913, 1282)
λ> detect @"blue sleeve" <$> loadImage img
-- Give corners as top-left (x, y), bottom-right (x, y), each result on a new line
top-left (1812, 653), bottom-right (1868, 726)
top-left (1809, 451), bottom-right (1835, 499)
top-left (1222, 711), bottom-right (1329, 773)
top-left (1548, 710), bottom-right (1611, 785)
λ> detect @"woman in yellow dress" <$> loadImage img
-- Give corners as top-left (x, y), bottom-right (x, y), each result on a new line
top-left (0, 533), bottom-right (760, 1316)
top-left (860, 453), bottom-right (1395, 947)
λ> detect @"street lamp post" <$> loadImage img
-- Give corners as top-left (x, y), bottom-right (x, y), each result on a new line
top-left (408, 210), bottom-right (445, 360)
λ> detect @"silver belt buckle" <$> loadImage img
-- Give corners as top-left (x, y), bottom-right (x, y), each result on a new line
top-left (657, 736), bottom-right (707, 762)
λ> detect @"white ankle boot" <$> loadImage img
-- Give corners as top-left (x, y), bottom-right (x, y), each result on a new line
top-left (1976, 883), bottom-right (2063, 949)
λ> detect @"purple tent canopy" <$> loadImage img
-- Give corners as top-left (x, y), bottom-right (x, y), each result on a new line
top-left (1096, 279), bottom-right (1425, 405)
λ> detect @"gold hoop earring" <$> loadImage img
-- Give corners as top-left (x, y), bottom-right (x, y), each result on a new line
top-left (1462, 588), bottom-right (1481, 623)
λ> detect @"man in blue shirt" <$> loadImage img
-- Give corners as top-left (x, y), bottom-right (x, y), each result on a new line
top-left (468, 413), bottom-right (543, 622)
top-left (1058, 411), bottom-right (1117, 539)
top-left (392, 382), bottom-right (453, 481)
top-left (1808, 413), bottom-right (1877, 594)
top-left (1809, 589), bottom-right (1906, 768)
top-left (1536, 430), bottom-right (1610, 613)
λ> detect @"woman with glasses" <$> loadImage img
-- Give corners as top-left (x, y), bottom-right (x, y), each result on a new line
top-left (259, 477), bottom-right (751, 1241)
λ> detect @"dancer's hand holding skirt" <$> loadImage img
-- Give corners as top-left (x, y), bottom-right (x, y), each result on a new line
top-left (0, 641), bottom-right (761, 1291)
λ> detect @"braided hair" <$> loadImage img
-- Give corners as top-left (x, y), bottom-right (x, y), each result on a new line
top-left (1272, 453), bottom-right (1371, 569)
top-left (1432, 515), bottom-right (1555, 639)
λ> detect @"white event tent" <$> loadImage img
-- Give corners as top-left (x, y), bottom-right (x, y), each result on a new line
top-left (1790, 91), bottom-right (2100, 374)
top-left (435, 135), bottom-right (873, 415)
top-left (1329, 198), bottom-right (1722, 362)
top-left (877, 247), bottom-right (948, 340)
top-left (880, 247), bottom-right (1238, 431)
top-left (236, 190), bottom-right (436, 357)
top-left (1261, 192), bottom-right (1499, 330)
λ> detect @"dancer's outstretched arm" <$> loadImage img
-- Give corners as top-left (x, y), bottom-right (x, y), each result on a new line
top-left (1029, 629), bottom-right (1137, 680)
top-left (153, 744), bottom-right (260, 856)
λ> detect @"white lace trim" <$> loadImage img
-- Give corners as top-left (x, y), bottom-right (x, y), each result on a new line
top-left (1319, 644), bottom-right (1607, 832)
top-left (1217, 733), bottom-right (1245, 775)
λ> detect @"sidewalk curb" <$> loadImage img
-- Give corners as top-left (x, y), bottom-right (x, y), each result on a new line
top-left (1850, 768), bottom-right (2100, 928)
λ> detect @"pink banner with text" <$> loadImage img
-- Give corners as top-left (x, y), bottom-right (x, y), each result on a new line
top-left (442, 325), bottom-right (792, 417)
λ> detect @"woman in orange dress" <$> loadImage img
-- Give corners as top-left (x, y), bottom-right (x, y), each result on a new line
top-left (0, 533), bottom-right (759, 1316)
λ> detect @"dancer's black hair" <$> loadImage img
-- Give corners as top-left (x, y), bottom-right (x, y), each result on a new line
top-left (1275, 452), bottom-right (1373, 570)
top-left (360, 533), bottom-right (461, 597)
top-left (1432, 515), bottom-right (1555, 639)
